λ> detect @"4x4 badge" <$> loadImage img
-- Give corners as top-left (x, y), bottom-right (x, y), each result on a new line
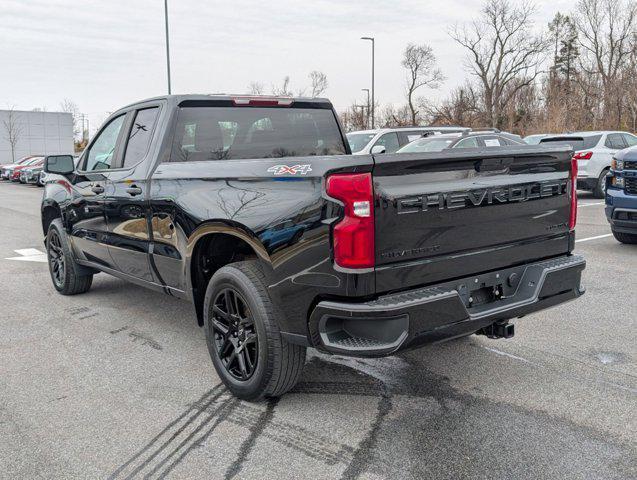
top-left (267, 164), bottom-right (312, 175)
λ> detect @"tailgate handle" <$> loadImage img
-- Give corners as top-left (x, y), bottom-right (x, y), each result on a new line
top-left (476, 157), bottom-right (514, 172)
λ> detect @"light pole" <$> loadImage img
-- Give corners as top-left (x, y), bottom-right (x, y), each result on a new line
top-left (361, 88), bottom-right (370, 129)
top-left (361, 36), bottom-right (374, 128)
top-left (164, 0), bottom-right (172, 94)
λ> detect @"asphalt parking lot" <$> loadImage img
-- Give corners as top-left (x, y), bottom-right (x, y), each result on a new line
top-left (0, 180), bottom-right (635, 480)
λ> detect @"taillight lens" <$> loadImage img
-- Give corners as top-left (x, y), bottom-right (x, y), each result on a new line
top-left (573, 151), bottom-right (593, 160)
top-left (569, 157), bottom-right (578, 230)
top-left (326, 173), bottom-right (375, 269)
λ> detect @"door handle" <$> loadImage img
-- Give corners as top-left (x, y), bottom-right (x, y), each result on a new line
top-left (91, 184), bottom-right (105, 194)
top-left (126, 185), bottom-right (143, 196)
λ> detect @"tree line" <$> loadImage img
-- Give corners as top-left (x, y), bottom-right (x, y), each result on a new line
top-left (340, 0), bottom-right (637, 135)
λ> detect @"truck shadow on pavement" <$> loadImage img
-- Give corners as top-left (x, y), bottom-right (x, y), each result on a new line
top-left (108, 343), bottom-right (636, 480)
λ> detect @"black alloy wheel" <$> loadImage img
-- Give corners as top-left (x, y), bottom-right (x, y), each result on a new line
top-left (48, 230), bottom-right (66, 288)
top-left (210, 288), bottom-right (258, 380)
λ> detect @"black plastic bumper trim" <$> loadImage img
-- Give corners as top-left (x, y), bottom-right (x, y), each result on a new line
top-left (309, 254), bottom-right (585, 356)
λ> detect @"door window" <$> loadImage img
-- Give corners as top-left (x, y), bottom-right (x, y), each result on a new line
top-left (123, 107), bottom-right (160, 168)
top-left (454, 137), bottom-right (480, 148)
top-left (397, 131), bottom-right (425, 146)
top-left (482, 137), bottom-right (503, 147)
top-left (85, 114), bottom-right (126, 171)
top-left (374, 132), bottom-right (400, 153)
top-left (621, 133), bottom-right (637, 147)
top-left (605, 134), bottom-right (627, 150)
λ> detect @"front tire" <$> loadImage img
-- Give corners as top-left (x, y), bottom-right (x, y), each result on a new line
top-left (47, 219), bottom-right (93, 295)
top-left (203, 261), bottom-right (306, 401)
top-left (592, 169), bottom-right (609, 198)
top-left (612, 229), bottom-right (637, 244)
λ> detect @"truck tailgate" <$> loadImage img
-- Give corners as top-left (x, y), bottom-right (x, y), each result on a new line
top-left (372, 147), bottom-right (575, 293)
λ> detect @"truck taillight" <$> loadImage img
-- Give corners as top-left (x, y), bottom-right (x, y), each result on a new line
top-left (570, 157), bottom-right (578, 231)
top-left (326, 173), bottom-right (375, 269)
top-left (573, 151), bottom-right (593, 161)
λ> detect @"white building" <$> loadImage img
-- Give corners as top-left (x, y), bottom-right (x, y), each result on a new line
top-left (0, 110), bottom-right (74, 164)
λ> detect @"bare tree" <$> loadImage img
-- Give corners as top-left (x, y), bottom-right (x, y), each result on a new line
top-left (624, 45), bottom-right (637, 132)
top-left (450, 0), bottom-right (548, 128)
top-left (309, 71), bottom-right (328, 97)
top-left (248, 82), bottom-right (265, 95)
top-left (401, 44), bottom-right (444, 125)
top-left (272, 76), bottom-right (293, 96)
top-left (429, 84), bottom-right (483, 127)
top-left (339, 104), bottom-right (369, 131)
top-left (60, 98), bottom-right (80, 139)
top-left (378, 104), bottom-right (413, 127)
top-left (2, 107), bottom-right (24, 163)
top-left (574, 0), bottom-right (637, 127)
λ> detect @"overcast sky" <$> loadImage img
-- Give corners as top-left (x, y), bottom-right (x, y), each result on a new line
top-left (1, 0), bottom-right (577, 133)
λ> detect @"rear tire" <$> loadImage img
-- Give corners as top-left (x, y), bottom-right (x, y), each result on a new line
top-left (592, 169), bottom-right (609, 198)
top-left (203, 261), bottom-right (306, 401)
top-left (46, 219), bottom-right (93, 295)
top-left (612, 229), bottom-right (637, 244)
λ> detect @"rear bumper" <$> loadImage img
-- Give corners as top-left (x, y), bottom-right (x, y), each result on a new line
top-left (309, 254), bottom-right (585, 356)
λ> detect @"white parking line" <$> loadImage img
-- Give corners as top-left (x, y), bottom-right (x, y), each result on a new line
top-left (482, 346), bottom-right (537, 365)
top-left (5, 248), bottom-right (47, 262)
top-left (575, 233), bottom-right (613, 243)
top-left (578, 202), bottom-right (605, 207)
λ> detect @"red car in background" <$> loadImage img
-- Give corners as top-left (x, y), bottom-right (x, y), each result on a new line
top-left (1, 156), bottom-right (36, 180)
top-left (8, 156), bottom-right (44, 182)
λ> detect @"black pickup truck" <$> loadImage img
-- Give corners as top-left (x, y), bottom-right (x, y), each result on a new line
top-left (41, 95), bottom-right (585, 400)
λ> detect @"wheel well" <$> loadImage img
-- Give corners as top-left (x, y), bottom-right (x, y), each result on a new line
top-left (191, 233), bottom-right (258, 326)
top-left (42, 205), bottom-right (61, 236)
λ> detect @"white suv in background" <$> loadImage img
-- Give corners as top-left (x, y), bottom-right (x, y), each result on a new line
top-left (540, 131), bottom-right (637, 198)
top-left (346, 126), bottom-right (469, 155)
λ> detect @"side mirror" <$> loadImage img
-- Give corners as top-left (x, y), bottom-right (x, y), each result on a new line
top-left (44, 155), bottom-right (75, 175)
top-left (371, 145), bottom-right (386, 154)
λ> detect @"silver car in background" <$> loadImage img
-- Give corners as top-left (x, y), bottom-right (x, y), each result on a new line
top-left (346, 126), bottom-right (469, 155)
top-left (540, 131), bottom-right (637, 198)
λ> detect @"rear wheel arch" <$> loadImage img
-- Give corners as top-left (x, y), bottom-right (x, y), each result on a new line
top-left (42, 203), bottom-right (62, 236)
top-left (187, 225), bottom-right (272, 326)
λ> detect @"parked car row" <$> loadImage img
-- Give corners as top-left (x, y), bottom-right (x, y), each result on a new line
top-left (346, 126), bottom-right (524, 156)
top-left (346, 125), bottom-right (637, 245)
top-left (350, 127), bottom-right (637, 200)
top-left (0, 155), bottom-right (47, 186)
top-left (1, 154), bottom-right (79, 186)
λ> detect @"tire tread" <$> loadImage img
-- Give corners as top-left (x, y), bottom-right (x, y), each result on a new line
top-left (612, 229), bottom-right (637, 244)
top-left (205, 260), bottom-right (306, 400)
top-left (48, 219), bottom-right (93, 295)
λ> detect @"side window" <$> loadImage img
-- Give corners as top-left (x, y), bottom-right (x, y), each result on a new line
top-left (122, 107), bottom-right (160, 168)
top-left (85, 114), bottom-right (126, 171)
top-left (398, 131), bottom-right (425, 146)
top-left (622, 133), bottom-right (637, 147)
top-left (374, 133), bottom-right (400, 153)
top-left (605, 134), bottom-right (626, 150)
top-left (482, 136), bottom-right (503, 147)
top-left (454, 137), bottom-right (479, 149)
